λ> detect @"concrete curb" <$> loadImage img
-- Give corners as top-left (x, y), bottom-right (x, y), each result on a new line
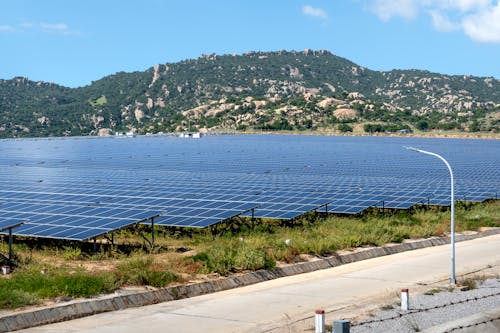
top-left (421, 306), bottom-right (500, 333)
top-left (1, 228), bottom-right (499, 332)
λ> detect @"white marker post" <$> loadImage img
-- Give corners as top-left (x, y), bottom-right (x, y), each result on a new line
top-left (315, 309), bottom-right (325, 333)
top-left (405, 146), bottom-right (456, 285)
top-left (401, 288), bottom-right (409, 311)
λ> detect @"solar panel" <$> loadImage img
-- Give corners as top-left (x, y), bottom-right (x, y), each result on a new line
top-left (9, 216), bottom-right (152, 241)
top-left (0, 219), bottom-right (23, 232)
top-left (0, 135), bottom-right (497, 239)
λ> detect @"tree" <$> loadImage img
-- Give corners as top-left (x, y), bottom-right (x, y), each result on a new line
top-left (469, 121), bottom-right (480, 132)
top-left (416, 120), bottom-right (429, 131)
top-left (364, 123), bottom-right (383, 133)
top-left (338, 123), bottom-right (353, 133)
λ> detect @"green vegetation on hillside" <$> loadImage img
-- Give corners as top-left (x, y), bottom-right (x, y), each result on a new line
top-left (0, 50), bottom-right (498, 138)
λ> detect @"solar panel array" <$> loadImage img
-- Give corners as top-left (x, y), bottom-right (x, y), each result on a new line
top-left (0, 135), bottom-right (498, 241)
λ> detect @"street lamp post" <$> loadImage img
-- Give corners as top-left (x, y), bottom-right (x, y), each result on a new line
top-left (405, 146), bottom-right (456, 285)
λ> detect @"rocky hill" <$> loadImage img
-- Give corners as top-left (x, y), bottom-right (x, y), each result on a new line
top-left (0, 49), bottom-right (499, 138)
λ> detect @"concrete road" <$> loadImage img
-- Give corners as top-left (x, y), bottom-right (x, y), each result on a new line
top-left (20, 234), bottom-right (500, 333)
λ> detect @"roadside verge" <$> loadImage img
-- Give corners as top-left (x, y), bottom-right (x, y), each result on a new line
top-left (1, 228), bottom-right (499, 332)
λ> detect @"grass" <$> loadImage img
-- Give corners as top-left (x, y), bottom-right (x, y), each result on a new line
top-left (0, 255), bottom-right (180, 309)
top-left (0, 264), bottom-right (117, 308)
top-left (115, 254), bottom-right (179, 288)
top-left (88, 95), bottom-right (107, 107)
top-left (0, 200), bottom-right (498, 309)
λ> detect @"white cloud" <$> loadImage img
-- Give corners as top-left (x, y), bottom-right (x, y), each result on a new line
top-left (0, 24), bottom-right (15, 32)
top-left (368, 0), bottom-right (418, 21)
top-left (38, 22), bottom-right (79, 35)
top-left (40, 23), bottom-right (69, 30)
top-left (20, 22), bottom-right (35, 28)
top-left (7, 21), bottom-right (80, 35)
top-left (364, 0), bottom-right (500, 43)
top-left (434, 0), bottom-right (491, 12)
top-left (429, 10), bottom-right (459, 31)
top-left (302, 5), bottom-right (328, 19)
top-left (462, 3), bottom-right (500, 42)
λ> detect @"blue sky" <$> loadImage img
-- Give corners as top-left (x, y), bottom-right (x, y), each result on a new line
top-left (1, 0), bottom-right (499, 87)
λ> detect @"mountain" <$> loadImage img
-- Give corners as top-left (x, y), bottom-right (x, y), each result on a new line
top-left (0, 49), bottom-right (499, 138)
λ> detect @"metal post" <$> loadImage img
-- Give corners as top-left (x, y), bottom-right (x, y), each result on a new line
top-left (8, 227), bottom-right (13, 269)
top-left (405, 146), bottom-right (456, 284)
top-left (151, 217), bottom-right (155, 248)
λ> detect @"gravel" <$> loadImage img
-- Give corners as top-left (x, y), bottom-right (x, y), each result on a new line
top-left (350, 278), bottom-right (500, 333)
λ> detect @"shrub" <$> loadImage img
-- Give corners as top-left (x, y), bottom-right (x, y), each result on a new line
top-left (62, 246), bottom-right (82, 260)
top-left (338, 124), bottom-right (353, 133)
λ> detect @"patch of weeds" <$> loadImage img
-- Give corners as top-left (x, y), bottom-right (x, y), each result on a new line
top-left (459, 278), bottom-right (477, 291)
top-left (424, 288), bottom-right (443, 295)
top-left (49, 272), bottom-right (117, 297)
top-left (190, 252), bottom-right (209, 263)
top-left (115, 255), bottom-right (179, 288)
top-left (0, 266), bottom-right (118, 309)
top-left (234, 247), bottom-right (267, 270)
top-left (263, 256), bottom-right (276, 270)
top-left (0, 289), bottom-right (40, 309)
top-left (138, 271), bottom-right (179, 288)
top-left (380, 304), bottom-right (394, 310)
top-left (190, 243), bottom-right (275, 275)
top-left (62, 246), bottom-right (82, 260)
top-left (201, 245), bottom-right (236, 275)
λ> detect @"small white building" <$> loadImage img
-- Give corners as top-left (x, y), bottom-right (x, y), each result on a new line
top-left (178, 132), bottom-right (201, 139)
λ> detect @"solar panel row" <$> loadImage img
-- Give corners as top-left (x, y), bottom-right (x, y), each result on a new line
top-left (0, 135), bottom-right (497, 240)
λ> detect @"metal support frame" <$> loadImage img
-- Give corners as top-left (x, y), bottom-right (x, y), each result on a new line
top-left (139, 216), bottom-right (157, 249)
top-left (210, 223), bottom-right (219, 239)
top-left (405, 146), bottom-right (456, 284)
top-left (315, 201), bottom-right (333, 215)
top-left (8, 228), bottom-right (13, 267)
top-left (103, 233), bottom-right (115, 246)
top-left (152, 217), bottom-right (155, 247)
top-left (0, 222), bottom-right (23, 270)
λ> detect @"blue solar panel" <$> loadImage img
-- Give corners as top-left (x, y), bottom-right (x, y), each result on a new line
top-left (0, 135), bottom-right (497, 239)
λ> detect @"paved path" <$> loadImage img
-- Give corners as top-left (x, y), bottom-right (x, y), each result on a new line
top-left (20, 234), bottom-right (500, 333)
